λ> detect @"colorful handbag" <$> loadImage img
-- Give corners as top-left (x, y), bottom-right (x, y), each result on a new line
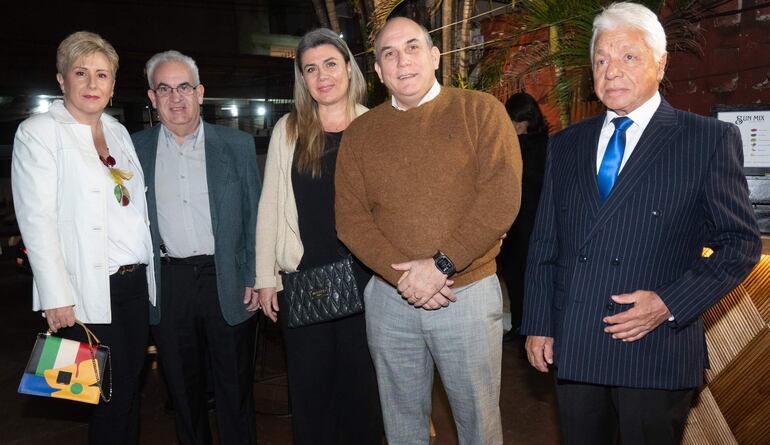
top-left (18, 321), bottom-right (112, 405)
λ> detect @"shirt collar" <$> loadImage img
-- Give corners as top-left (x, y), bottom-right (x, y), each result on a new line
top-left (49, 100), bottom-right (118, 126)
top-left (603, 91), bottom-right (661, 131)
top-left (391, 79), bottom-right (441, 111)
top-left (161, 119), bottom-right (203, 148)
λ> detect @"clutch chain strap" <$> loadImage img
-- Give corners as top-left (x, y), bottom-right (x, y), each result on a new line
top-left (76, 321), bottom-right (113, 403)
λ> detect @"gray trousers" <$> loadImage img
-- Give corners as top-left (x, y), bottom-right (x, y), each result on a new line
top-left (364, 274), bottom-right (503, 445)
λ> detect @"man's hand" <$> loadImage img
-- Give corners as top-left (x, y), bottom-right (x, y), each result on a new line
top-left (419, 283), bottom-right (457, 310)
top-left (525, 335), bottom-right (554, 373)
top-left (392, 258), bottom-right (448, 307)
top-left (257, 287), bottom-right (280, 322)
top-left (45, 306), bottom-right (76, 333)
top-left (243, 287), bottom-right (260, 312)
top-left (603, 290), bottom-right (671, 342)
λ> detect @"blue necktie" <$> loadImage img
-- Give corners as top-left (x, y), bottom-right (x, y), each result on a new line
top-left (597, 116), bottom-right (633, 202)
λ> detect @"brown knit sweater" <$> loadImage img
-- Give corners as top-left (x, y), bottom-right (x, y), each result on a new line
top-left (335, 87), bottom-right (522, 287)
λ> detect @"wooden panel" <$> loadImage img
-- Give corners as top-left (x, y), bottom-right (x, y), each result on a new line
top-left (732, 393), bottom-right (770, 445)
top-left (685, 254), bottom-right (770, 443)
top-left (702, 285), bottom-right (765, 379)
top-left (708, 328), bottom-right (770, 445)
top-left (682, 387), bottom-right (737, 445)
top-left (741, 254), bottom-right (770, 324)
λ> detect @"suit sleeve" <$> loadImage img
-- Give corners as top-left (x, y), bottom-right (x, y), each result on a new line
top-left (241, 134), bottom-right (259, 288)
top-left (335, 131), bottom-right (411, 286)
top-left (656, 123), bottom-right (761, 327)
top-left (12, 121), bottom-right (76, 311)
top-left (438, 97), bottom-right (522, 271)
top-left (519, 144), bottom-right (558, 337)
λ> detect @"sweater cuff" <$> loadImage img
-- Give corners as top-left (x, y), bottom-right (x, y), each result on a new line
top-left (439, 239), bottom-right (474, 273)
top-left (254, 274), bottom-right (279, 290)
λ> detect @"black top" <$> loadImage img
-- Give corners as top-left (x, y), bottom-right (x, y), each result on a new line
top-left (499, 132), bottom-right (548, 267)
top-left (518, 132), bottom-right (548, 216)
top-left (292, 132), bottom-right (371, 290)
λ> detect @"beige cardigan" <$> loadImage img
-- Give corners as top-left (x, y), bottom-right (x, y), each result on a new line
top-left (254, 104), bottom-right (368, 290)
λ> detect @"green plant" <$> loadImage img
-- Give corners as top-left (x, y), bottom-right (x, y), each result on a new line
top-left (474, 0), bottom-right (710, 125)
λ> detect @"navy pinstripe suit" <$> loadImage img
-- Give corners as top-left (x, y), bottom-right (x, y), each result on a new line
top-left (520, 99), bottom-right (761, 390)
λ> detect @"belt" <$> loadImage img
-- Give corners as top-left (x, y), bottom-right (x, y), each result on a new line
top-left (161, 254), bottom-right (215, 266)
top-left (161, 255), bottom-right (216, 278)
top-left (116, 263), bottom-right (145, 275)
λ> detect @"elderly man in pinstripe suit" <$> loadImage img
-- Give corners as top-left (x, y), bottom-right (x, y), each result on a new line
top-left (521, 3), bottom-right (761, 444)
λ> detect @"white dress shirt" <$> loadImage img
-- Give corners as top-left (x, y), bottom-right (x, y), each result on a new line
top-left (596, 91), bottom-right (661, 173)
top-left (595, 92), bottom-right (675, 321)
top-left (104, 131), bottom-right (153, 273)
top-left (155, 121), bottom-right (216, 258)
top-left (391, 79), bottom-right (442, 111)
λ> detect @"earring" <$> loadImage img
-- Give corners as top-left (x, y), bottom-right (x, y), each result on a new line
top-left (110, 96), bottom-right (113, 107)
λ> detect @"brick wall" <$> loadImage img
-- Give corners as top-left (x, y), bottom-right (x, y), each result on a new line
top-left (665, 1), bottom-right (770, 115)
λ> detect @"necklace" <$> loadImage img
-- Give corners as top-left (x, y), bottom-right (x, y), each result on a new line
top-left (99, 153), bottom-right (133, 206)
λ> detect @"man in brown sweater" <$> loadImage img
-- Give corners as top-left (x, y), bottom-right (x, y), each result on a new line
top-left (335, 17), bottom-right (522, 445)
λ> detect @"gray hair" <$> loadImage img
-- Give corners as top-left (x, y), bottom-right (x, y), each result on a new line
top-left (374, 17), bottom-right (434, 60)
top-left (590, 2), bottom-right (667, 64)
top-left (144, 50), bottom-right (200, 89)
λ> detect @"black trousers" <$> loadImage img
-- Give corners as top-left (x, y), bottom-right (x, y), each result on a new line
top-left (153, 258), bottom-right (256, 445)
top-left (555, 380), bottom-right (696, 445)
top-left (499, 213), bottom-right (536, 333)
top-left (59, 266), bottom-right (149, 445)
top-left (279, 305), bottom-right (383, 445)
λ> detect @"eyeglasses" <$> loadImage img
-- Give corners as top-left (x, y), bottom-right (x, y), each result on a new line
top-left (152, 83), bottom-right (198, 97)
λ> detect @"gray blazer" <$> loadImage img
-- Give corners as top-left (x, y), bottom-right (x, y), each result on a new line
top-left (132, 122), bottom-right (260, 326)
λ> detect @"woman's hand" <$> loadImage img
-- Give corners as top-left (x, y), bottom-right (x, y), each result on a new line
top-left (45, 306), bottom-right (76, 333)
top-left (257, 288), bottom-right (280, 322)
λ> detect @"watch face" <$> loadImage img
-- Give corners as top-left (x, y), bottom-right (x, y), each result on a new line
top-left (435, 256), bottom-right (453, 274)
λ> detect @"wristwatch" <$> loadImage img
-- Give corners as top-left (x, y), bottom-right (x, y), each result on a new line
top-left (432, 251), bottom-right (456, 276)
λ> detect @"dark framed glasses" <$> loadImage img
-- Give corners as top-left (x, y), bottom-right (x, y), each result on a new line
top-left (152, 83), bottom-right (198, 97)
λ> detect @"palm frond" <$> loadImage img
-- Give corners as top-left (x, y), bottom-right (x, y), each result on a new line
top-left (367, 0), bottom-right (406, 45)
top-left (473, 0), bottom-right (715, 126)
top-left (429, 0), bottom-right (444, 17)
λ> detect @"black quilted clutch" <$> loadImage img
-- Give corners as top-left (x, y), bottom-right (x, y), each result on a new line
top-left (282, 255), bottom-right (364, 328)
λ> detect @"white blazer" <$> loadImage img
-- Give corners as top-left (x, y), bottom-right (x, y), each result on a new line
top-left (11, 101), bottom-right (156, 323)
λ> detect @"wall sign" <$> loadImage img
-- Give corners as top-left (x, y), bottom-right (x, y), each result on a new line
top-left (713, 105), bottom-right (770, 175)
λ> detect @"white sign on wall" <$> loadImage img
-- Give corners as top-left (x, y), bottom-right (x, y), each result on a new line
top-left (716, 108), bottom-right (770, 169)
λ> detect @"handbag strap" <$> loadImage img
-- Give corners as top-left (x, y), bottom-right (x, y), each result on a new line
top-left (335, 242), bottom-right (353, 259)
top-left (75, 320), bottom-right (101, 344)
top-left (77, 321), bottom-right (112, 403)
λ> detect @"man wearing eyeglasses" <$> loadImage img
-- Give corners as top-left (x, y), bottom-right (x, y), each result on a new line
top-left (132, 50), bottom-right (260, 445)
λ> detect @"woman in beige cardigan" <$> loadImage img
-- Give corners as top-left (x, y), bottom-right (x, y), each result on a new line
top-left (254, 29), bottom-right (382, 444)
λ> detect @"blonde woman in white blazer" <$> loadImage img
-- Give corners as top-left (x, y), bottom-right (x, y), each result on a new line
top-left (254, 29), bottom-right (382, 444)
top-left (11, 32), bottom-right (154, 445)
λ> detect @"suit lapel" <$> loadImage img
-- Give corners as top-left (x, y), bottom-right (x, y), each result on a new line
top-left (132, 126), bottom-right (161, 227)
top-left (581, 100), bottom-right (680, 246)
top-left (576, 115), bottom-right (606, 218)
top-left (142, 126), bottom-right (162, 191)
top-left (203, 122), bottom-right (231, 234)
